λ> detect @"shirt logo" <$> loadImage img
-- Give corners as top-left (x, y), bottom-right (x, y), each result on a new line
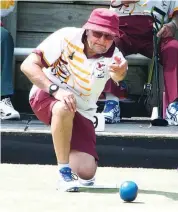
top-left (94, 61), bottom-right (106, 78)
top-left (51, 53), bottom-right (70, 83)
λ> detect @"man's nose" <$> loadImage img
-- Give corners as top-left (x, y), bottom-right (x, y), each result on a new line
top-left (99, 35), bottom-right (107, 42)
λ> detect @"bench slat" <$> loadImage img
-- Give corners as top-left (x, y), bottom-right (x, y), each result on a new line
top-left (14, 47), bottom-right (150, 65)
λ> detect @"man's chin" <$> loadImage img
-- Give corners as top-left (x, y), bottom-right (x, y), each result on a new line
top-left (95, 49), bottom-right (107, 55)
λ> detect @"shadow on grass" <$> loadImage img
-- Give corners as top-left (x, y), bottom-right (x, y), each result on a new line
top-left (71, 187), bottom-right (178, 201)
top-left (139, 189), bottom-right (178, 201)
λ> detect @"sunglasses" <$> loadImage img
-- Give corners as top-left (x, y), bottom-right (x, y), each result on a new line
top-left (91, 30), bottom-right (115, 40)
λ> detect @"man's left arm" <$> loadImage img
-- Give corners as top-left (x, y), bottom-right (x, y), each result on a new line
top-left (109, 55), bottom-right (128, 82)
top-left (157, 1), bottom-right (178, 38)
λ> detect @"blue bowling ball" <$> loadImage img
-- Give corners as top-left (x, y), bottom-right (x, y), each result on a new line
top-left (120, 181), bottom-right (138, 202)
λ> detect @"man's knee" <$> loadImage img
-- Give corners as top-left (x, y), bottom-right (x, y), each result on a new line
top-left (52, 101), bottom-right (75, 119)
top-left (162, 39), bottom-right (178, 52)
top-left (69, 151), bottom-right (97, 180)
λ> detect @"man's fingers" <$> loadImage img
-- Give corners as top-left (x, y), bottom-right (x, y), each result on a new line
top-left (61, 99), bottom-right (69, 110)
top-left (64, 96), bottom-right (76, 112)
top-left (109, 67), bottom-right (115, 72)
top-left (157, 25), bottom-right (172, 38)
top-left (64, 97), bottom-right (73, 112)
top-left (110, 59), bottom-right (127, 71)
top-left (116, 59), bottom-right (127, 69)
top-left (69, 96), bottom-right (76, 112)
top-left (114, 56), bottom-right (121, 64)
top-left (119, 59), bottom-right (127, 67)
top-left (157, 27), bottom-right (172, 38)
top-left (157, 27), bottom-right (164, 37)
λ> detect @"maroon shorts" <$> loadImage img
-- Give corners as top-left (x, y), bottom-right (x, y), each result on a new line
top-left (29, 89), bottom-right (98, 160)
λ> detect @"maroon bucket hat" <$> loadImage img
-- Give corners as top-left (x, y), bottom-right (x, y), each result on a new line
top-left (83, 8), bottom-right (120, 37)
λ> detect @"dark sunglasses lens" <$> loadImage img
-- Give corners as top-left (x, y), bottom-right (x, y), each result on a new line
top-left (105, 34), bottom-right (114, 40)
top-left (92, 31), bottom-right (103, 38)
top-left (92, 31), bottom-right (114, 40)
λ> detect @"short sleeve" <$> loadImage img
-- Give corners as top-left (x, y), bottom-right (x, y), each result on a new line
top-left (169, 1), bottom-right (178, 18)
top-left (33, 28), bottom-right (68, 68)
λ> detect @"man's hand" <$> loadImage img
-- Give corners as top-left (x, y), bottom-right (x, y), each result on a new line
top-left (53, 88), bottom-right (76, 113)
top-left (157, 22), bottom-right (176, 38)
top-left (109, 56), bottom-right (128, 82)
top-left (121, 0), bottom-right (140, 5)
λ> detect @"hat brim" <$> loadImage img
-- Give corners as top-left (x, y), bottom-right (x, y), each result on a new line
top-left (83, 22), bottom-right (120, 37)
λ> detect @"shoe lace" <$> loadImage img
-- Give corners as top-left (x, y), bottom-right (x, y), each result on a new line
top-left (168, 111), bottom-right (178, 123)
top-left (60, 168), bottom-right (78, 182)
top-left (2, 98), bottom-right (14, 108)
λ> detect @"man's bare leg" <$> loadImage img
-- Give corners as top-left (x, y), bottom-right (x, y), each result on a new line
top-left (70, 150), bottom-right (97, 185)
top-left (51, 101), bottom-right (97, 188)
top-left (51, 101), bottom-right (79, 190)
top-left (51, 101), bottom-right (75, 164)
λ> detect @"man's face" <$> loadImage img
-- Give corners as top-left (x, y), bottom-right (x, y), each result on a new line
top-left (86, 30), bottom-right (115, 54)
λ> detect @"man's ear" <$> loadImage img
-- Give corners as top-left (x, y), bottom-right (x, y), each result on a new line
top-left (86, 29), bottom-right (89, 35)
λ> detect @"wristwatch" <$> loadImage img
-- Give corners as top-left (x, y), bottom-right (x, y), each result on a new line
top-left (49, 83), bottom-right (59, 96)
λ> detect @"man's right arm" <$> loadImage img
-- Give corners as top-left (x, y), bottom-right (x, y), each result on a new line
top-left (121, 0), bottom-right (140, 4)
top-left (21, 51), bottom-right (77, 112)
top-left (20, 53), bottom-right (52, 94)
top-left (110, 0), bottom-right (139, 8)
top-left (21, 28), bottom-right (66, 93)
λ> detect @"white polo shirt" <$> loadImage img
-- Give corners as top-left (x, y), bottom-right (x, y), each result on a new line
top-left (30, 27), bottom-right (124, 122)
top-left (110, 0), bottom-right (178, 22)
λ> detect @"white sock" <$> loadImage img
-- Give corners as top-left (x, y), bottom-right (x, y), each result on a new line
top-left (78, 176), bottom-right (95, 186)
top-left (106, 93), bottom-right (119, 102)
top-left (58, 163), bottom-right (70, 171)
